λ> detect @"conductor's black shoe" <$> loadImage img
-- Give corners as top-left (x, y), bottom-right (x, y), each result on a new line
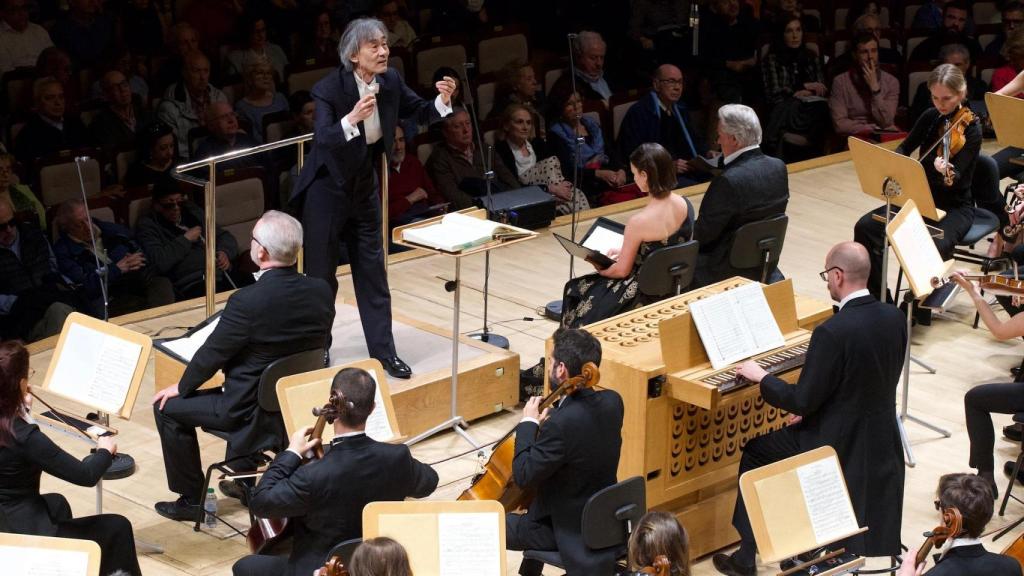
top-left (1006, 424), bottom-right (1023, 442)
top-left (154, 497), bottom-right (200, 521)
top-left (379, 355), bottom-right (412, 379)
top-left (1004, 460), bottom-right (1024, 483)
top-left (712, 553), bottom-right (756, 576)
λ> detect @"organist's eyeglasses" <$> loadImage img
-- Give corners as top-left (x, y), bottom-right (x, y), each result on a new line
top-left (819, 266), bottom-right (843, 281)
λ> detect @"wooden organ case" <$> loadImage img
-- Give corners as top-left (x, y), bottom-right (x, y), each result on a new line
top-left (550, 277), bottom-right (832, 557)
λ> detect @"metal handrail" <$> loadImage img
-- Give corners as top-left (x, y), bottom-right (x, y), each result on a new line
top-left (174, 132), bottom-right (313, 174)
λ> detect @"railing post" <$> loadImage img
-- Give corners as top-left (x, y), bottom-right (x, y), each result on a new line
top-left (297, 141), bottom-right (305, 274)
top-left (381, 151), bottom-right (389, 271)
top-left (204, 164), bottom-right (216, 317)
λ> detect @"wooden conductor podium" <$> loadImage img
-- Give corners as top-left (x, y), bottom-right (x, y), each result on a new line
top-left (546, 277), bottom-right (833, 557)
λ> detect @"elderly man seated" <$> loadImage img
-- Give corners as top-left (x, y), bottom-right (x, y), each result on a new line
top-left (157, 51), bottom-right (227, 159)
top-left (53, 199), bottom-right (174, 318)
top-left (13, 76), bottom-right (90, 174)
top-left (135, 178), bottom-right (246, 299)
top-left (425, 108), bottom-right (519, 209)
top-left (192, 101), bottom-right (263, 171)
top-left (0, 196), bottom-right (79, 341)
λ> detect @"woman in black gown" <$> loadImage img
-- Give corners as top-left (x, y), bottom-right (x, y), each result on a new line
top-left (561, 143), bottom-right (690, 328)
top-left (0, 341), bottom-right (141, 576)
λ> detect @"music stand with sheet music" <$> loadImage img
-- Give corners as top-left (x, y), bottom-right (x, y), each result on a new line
top-left (986, 92), bottom-right (1024, 166)
top-left (885, 200), bottom-right (954, 467)
top-left (0, 533), bottom-right (102, 576)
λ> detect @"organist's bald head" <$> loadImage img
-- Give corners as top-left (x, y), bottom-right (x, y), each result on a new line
top-left (826, 241), bottom-right (870, 285)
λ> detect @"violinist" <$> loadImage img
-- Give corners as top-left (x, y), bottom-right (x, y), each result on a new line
top-left (0, 341), bottom-right (141, 575)
top-left (627, 511), bottom-right (691, 576)
top-left (347, 537), bottom-right (413, 576)
top-left (853, 63), bottom-right (989, 302)
top-left (899, 473), bottom-right (1020, 576)
top-left (232, 367), bottom-right (438, 576)
top-left (507, 327), bottom-right (624, 576)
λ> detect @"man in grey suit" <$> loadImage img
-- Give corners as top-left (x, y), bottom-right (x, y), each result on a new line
top-left (693, 104), bottom-right (789, 287)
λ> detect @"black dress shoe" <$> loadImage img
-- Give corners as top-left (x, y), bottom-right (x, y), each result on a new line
top-left (1006, 424), bottom-right (1023, 442)
top-left (712, 552), bottom-right (756, 576)
top-left (1004, 460), bottom-right (1024, 483)
top-left (154, 497), bottom-right (200, 521)
top-left (379, 355), bottom-right (412, 379)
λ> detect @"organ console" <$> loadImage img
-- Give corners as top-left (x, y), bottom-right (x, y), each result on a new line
top-left (546, 277), bottom-right (832, 557)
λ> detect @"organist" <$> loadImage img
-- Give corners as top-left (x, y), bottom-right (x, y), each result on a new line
top-left (713, 242), bottom-right (907, 576)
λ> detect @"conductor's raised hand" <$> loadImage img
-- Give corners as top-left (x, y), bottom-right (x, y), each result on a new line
top-left (287, 425), bottom-right (321, 455)
top-left (436, 76), bottom-right (457, 106)
top-left (346, 93), bottom-right (378, 126)
top-left (152, 384), bottom-right (180, 410)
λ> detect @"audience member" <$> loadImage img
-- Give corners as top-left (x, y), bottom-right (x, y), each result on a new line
top-left (234, 56), bottom-right (288, 144)
top-left (119, 0), bottom-right (165, 57)
top-left (760, 17), bottom-right (828, 158)
top-left (628, 0), bottom-right (688, 62)
top-left (378, 0), bottom-right (415, 49)
top-left (828, 13), bottom-right (902, 76)
top-left (700, 0), bottom-right (760, 107)
top-left (0, 153), bottom-right (44, 230)
top-left (90, 70), bottom-right (155, 164)
top-left (0, 0), bottom-right (53, 78)
top-left (986, 2), bottom-right (1024, 60)
top-left (294, 9), bottom-right (339, 66)
top-left (693, 105), bottom-right (788, 288)
top-left (628, 511), bottom-right (691, 576)
top-left (911, 44), bottom-right (987, 125)
top-left (0, 196), bottom-right (78, 342)
top-left (225, 14), bottom-right (289, 82)
top-left (618, 64), bottom-right (708, 187)
top-left (135, 179), bottom-right (241, 298)
top-left (13, 77), bottom-right (90, 172)
top-left (425, 108), bottom-right (519, 209)
top-left (843, 0), bottom-right (881, 31)
top-left (193, 101), bottom-right (263, 171)
top-left (184, 0), bottom-right (242, 59)
top-left (158, 52), bottom-right (228, 159)
top-left (88, 49), bottom-right (149, 102)
top-left (34, 47), bottom-right (79, 115)
top-left (546, 87), bottom-right (627, 205)
top-left (912, 0), bottom-right (944, 30)
top-left (550, 30), bottom-right (617, 107)
top-left (829, 33), bottom-right (900, 138)
top-left (993, 28), bottom-right (1024, 97)
top-left (123, 122), bottom-right (177, 188)
top-left (388, 125), bottom-right (444, 226)
top-left (763, 0), bottom-right (821, 34)
top-left (910, 1), bottom-right (983, 63)
top-left (50, 0), bottom-right (115, 68)
top-left (53, 199), bottom-right (174, 317)
top-left (489, 60), bottom-right (545, 136)
top-left (347, 537), bottom-right (413, 576)
top-left (495, 104), bottom-right (588, 214)
top-left (153, 22), bottom-right (201, 96)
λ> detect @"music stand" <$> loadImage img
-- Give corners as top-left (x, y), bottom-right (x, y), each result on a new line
top-left (986, 92), bottom-right (1024, 166)
top-left (849, 139), bottom-right (950, 467)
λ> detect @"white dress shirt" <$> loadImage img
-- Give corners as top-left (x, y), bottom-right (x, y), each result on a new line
top-left (838, 288), bottom-right (870, 310)
top-left (341, 71), bottom-right (453, 145)
top-left (723, 144), bottom-right (760, 166)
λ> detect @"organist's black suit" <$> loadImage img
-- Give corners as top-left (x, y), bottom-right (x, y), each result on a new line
top-left (154, 267), bottom-right (335, 502)
top-left (507, 387), bottom-right (624, 576)
top-left (924, 544), bottom-right (1022, 576)
top-left (233, 433), bottom-right (438, 576)
top-left (291, 67), bottom-right (447, 361)
top-left (733, 295), bottom-right (907, 557)
top-left (693, 148), bottom-right (788, 287)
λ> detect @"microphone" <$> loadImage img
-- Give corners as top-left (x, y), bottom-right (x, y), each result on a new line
top-left (75, 156), bottom-right (90, 163)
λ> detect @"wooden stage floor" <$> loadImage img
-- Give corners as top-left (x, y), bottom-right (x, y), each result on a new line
top-left (27, 141), bottom-right (1024, 575)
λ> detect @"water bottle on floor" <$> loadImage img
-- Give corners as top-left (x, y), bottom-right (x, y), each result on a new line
top-left (204, 488), bottom-right (217, 528)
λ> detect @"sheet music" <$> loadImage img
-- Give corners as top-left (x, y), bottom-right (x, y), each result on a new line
top-left (160, 317), bottom-right (220, 362)
top-left (47, 323), bottom-right (143, 414)
top-left (688, 283), bottom-right (785, 370)
top-left (887, 202), bottom-right (947, 298)
top-left (364, 371), bottom-right (395, 441)
top-left (0, 545), bottom-right (89, 576)
top-left (796, 457), bottom-right (859, 545)
top-left (438, 513), bottom-right (501, 576)
top-left (581, 226), bottom-right (624, 256)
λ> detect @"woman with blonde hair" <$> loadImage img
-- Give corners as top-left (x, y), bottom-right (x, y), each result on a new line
top-left (348, 537), bottom-right (413, 576)
top-left (628, 511), bottom-right (691, 575)
top-left (235, 56), bottom-right (289, 144)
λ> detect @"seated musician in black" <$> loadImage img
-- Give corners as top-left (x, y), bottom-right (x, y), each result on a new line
top-left (899, 473), bottom-right (1021, 576)
top-left (232, 367), bottom-right (438, 576)
top-left (151, 211), bottom-right (335, 521)
top-left (0, 341), bottom-right (141, 576)
top-left (507, 327), bottom-right (625, 576)
top-left (714, 241), bottom-right (906, 576)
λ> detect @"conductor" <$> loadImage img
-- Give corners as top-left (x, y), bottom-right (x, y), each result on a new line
top-left (291, 18), bottom-right (456, 379)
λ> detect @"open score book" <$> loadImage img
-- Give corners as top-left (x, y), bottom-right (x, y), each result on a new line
top-left (401, 212), bottom-right (528, 252)
top-left (688, 283), bottom-right (786, 370)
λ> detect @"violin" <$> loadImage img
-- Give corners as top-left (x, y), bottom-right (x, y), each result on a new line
top-left (932, 106), bottom-right (977, 187)
top-left (246, 403), bottom-right (331, 554)
top-left (637, 555), bottom-right (671, 576)
top-left (932, 274), bottom-right (1024, 297)
top-left (458, 362), bottom-right (601, 512)
top-left (320, 555), bottom-right (350, 576)
top-left (912, 506), bottom-right (963, 569)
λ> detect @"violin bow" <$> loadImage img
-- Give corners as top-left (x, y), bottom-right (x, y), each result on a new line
top-left (29, 391), bottom-right (96, 443)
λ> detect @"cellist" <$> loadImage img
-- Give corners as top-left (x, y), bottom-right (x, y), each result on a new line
top-left (232, 367), bottom-right (437, 576)
top-left (506, 328), bottom-right (624, 576)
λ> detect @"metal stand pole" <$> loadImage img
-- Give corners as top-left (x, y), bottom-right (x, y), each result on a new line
top-left (405, 257), bottom-right (480, 448)
top-left (898, 298), bottom-right (952, 467)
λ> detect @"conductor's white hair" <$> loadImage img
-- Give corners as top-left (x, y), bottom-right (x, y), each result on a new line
top-left (255, 210), bottom-right (303, 265)
top-left (717, 104), bottom-right (762, 147)
top-left (338, 18), bottom-right (388, 72)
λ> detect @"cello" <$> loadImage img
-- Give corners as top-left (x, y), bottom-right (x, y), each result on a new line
top-left (458, 362), bottom-right (600, 512)
top-left (246, 399), bottom-right (333, 553)
top-left (909, 506), bottom-right (963, 570)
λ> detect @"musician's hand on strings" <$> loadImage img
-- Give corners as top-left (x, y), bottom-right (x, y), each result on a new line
top-left (436, 76), bottom-right (458, 106)
top-left (523, 396), bottom-right (549, 423)
top-left (152, 384), bottom-right (180, 410)
top-left (950, 270), bottom-right (978, 295)
top-left (287, 425), bottom-right (321, 455)
top-left (97, 435), bottom-right (118, 456)
top-left (898, 545), bottom-right (926, 576)
top-left (736, 360), bottom-right (768, 383)
top-left (933, 155), bottom-right (950, 175)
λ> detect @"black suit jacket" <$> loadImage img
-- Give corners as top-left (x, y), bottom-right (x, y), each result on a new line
top-left (694, 148), bottom-right (788, 284)
top-left (760, 295), bottom-right (906, 556)
top-left (178, 267), bottom-right (334, 450)
top-left (513, 387), bottom-right (624, 576)
top-left (292, 67), bottom-right (445, 201)
top-left (249, 433), bottom-right (438, 576)
top-left (926, 544), bottom-right (1021, 576)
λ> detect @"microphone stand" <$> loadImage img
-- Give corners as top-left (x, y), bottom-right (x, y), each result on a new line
top-left (544, 33), bottom-right (586, 321)
top-left (460, 62), bottom-right (509, 349)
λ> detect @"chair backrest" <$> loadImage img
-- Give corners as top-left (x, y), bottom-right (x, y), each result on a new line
top-left (981, 66), bottom-right (997, 87)
top-left (904, 4), bottom-right (923, 28)
top-left (222, 82), bottom-right (243, 105)
top-left (611, 99), bottom-right (638, 141)
top-left (415, 43), bottom-right (468, 89)
top-left (907, 69), bottom-right (931, 107)
top-left (127, 193), bottom-right (152, 229)
top-left (545, 68), bottom-right (564, 94)
top-left (287, 66), bottom-right (333, 94)
top-left (728, 214), bottom-right (789, 283)
top-left (416, 139), bottom-right (436, 165)
top-left (38, 156), bottom-right (101, 207)
top-left (580, 476), bottom-right (646, 551)
top-left (115, 149), bottom-right (137, 184)
top-left (905, 35), bottom-right (929, 59)
top-left (215, 169), bottom-right (266, 247)
top-left (636, 240), bottom-right (699, 298)
top-left (258, 348), bottom-right (324, 412)
top-left (262, 110), bottom-right (294, 144)
top-left (478, 33), bottom-right (528, 75)
top-left (974, 2), bottom-right (1001, 25)
top-left (477, 81), bottom-right (497, 120)
top-left (323, 537), bottom-right (363, 567)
